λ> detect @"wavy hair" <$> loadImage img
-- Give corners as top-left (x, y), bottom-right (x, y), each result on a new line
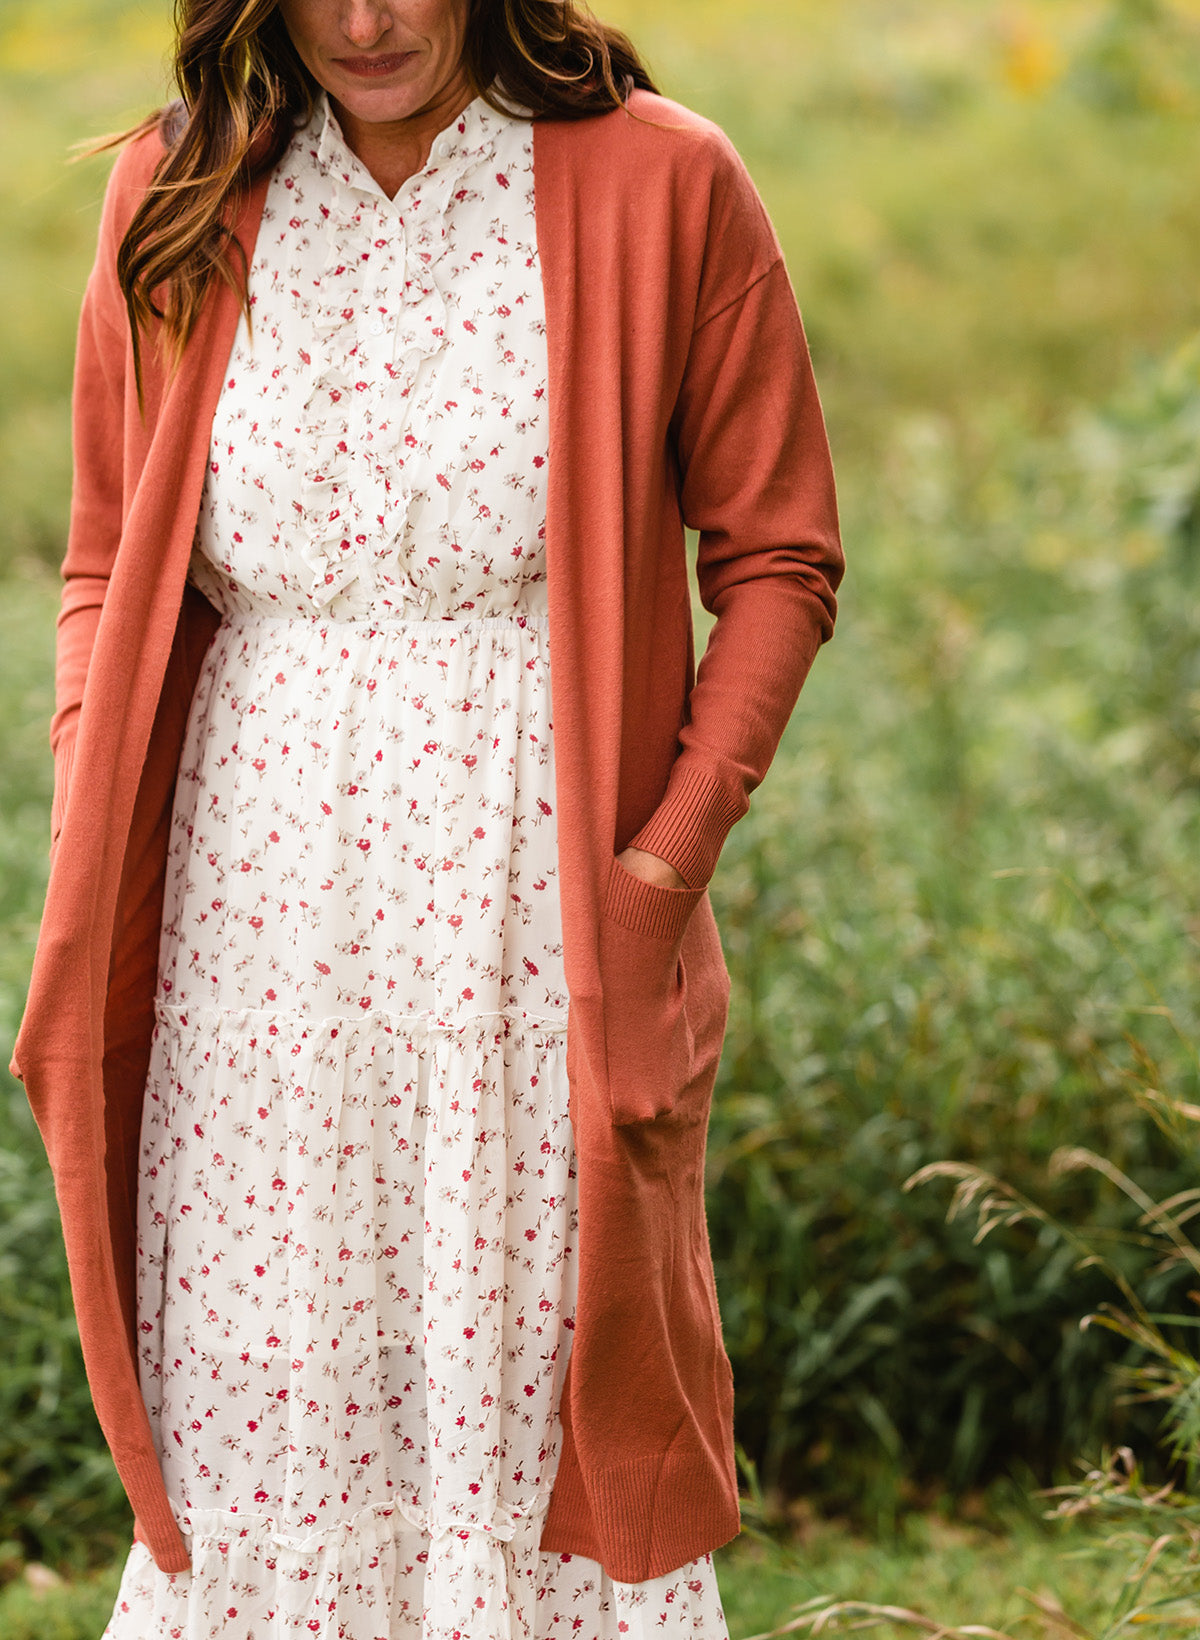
top-left (102, 0), bottom-right (659, 381)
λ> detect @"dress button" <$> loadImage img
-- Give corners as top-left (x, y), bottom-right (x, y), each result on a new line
top-left (368, 316), bottom-right (386, 338)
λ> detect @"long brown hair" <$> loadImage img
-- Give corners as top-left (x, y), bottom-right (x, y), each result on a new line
top-left (107, 0), bottom-right (658, 380)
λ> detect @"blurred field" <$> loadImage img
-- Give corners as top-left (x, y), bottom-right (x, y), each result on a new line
top-left (3, 0), bottom-right (1200, 1625)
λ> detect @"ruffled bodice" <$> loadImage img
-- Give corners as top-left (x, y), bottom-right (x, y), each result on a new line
top-left (188, 91), bottom-right (549, 625)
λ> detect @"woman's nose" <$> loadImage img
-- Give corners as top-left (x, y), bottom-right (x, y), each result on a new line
top-left (341, 2), bottom-right (393, 48)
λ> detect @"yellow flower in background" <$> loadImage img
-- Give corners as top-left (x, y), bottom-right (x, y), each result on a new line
top-left (1001, 13), bottom-right (1064, 96)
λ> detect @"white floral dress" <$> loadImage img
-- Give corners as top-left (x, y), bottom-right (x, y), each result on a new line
top-left (101, 94), bottom-right (731, 1640)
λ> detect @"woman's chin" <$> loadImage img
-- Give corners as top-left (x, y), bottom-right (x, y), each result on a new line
top-left (322, 56), bottom-right (463, 129)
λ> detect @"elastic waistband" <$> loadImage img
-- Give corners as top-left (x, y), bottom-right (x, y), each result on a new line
top-left (216, 611), bottom-right (550, 634)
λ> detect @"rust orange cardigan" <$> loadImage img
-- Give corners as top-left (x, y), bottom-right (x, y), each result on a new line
top-left (11, 89), bottom-right (842, 1583)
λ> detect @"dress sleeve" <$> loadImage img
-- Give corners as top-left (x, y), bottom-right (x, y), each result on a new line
top-left (49, 154), bottom-right (139, 850)
top-left (628, 143), bottom-right (844, 889)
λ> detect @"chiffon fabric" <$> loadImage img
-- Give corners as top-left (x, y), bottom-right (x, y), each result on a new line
top-left (101, 94), bottom-right (730, 1640)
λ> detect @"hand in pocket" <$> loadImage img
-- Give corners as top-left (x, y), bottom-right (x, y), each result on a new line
top-left (613, 844), bottom-right (689, 891)
top-left (599, 855), bottom-right (703, 1124)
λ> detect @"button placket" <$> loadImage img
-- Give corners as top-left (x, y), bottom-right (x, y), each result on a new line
top-left (294, 92), bottom-right (505, 612)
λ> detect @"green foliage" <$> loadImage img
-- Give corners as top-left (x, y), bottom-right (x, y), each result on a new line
top-left (703, 318), bottom-right (1200, 1525)
top-left (0, 0), bottom-right (172, 570)
top-left (1068, 0), bottom-right (1200, 113)
top-left (715, 1498), bottom-right (1121, 1640)
top-left (733, 1072), bottom-right (1200, 1629)
top-left (842, 1044), bottom-right (1200, 1634)
top-left (602, 0), bottom-right (1200, 467)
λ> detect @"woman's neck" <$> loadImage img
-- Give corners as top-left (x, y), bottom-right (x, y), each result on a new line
top-left (330, 69), bottom-right (476, 198)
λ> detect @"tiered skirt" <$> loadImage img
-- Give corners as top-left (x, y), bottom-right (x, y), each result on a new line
top-left (102, 608), bottom-right (729, 1639)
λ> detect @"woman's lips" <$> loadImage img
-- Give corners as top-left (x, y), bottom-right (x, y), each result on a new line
top-left (337, 52), bottom-right (415, 78)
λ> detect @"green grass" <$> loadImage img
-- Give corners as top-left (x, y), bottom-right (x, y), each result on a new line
top-left (716, 1503), bottom-right (1121, 1639)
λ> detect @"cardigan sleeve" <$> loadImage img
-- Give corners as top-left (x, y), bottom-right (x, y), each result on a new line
top-left (629, 160), bottom-right (844, 889)
top-left (49, 145), bottom-right (152, 849)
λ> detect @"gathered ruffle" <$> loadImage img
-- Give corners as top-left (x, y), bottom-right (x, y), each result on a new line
top-left (106, 1502), bottom-right (726, 1639)
top-left (294, 97), bottom-right (502, 608)
top-left (139, 999), bottom-right (573, 1410)
top-left (120, 988), bottom-right (727, 1640)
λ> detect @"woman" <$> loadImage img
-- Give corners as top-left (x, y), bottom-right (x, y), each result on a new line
top-left (11, 0), bottom-right (842, 1634)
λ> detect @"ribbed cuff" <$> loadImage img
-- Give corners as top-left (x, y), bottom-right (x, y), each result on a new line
top-left (603, 857), bottom-right (702, 941)
top-left (120, 1450), bottom-right (189, 1573)
top-left (541, 1424), bottom-right (741, 1584)
top-left (628, 760), bottom-right (746, 889)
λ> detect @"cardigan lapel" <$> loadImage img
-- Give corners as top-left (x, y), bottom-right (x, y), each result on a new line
top-left (532, 113), bottom-right (627, 965)
top-left (531, 106), bottom-right (742, 1581)
top-left (13, 164), bottom-right (272, 1575)
top-left (36, 169), bottom-right (273, 1053)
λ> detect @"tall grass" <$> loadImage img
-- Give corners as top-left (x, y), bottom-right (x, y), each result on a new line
top-left (751, 988), bottom-right (1200, 1636)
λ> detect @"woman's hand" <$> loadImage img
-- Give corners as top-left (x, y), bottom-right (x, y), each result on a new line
top-left (615, 845), bottom-right (689, 891)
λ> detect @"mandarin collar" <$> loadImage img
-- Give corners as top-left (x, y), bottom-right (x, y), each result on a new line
top-left (310, 90), bottom-right (502, 207)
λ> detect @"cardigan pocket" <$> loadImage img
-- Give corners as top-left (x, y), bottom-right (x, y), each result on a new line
top-left (598, 856), bottom-right (705, 1125)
